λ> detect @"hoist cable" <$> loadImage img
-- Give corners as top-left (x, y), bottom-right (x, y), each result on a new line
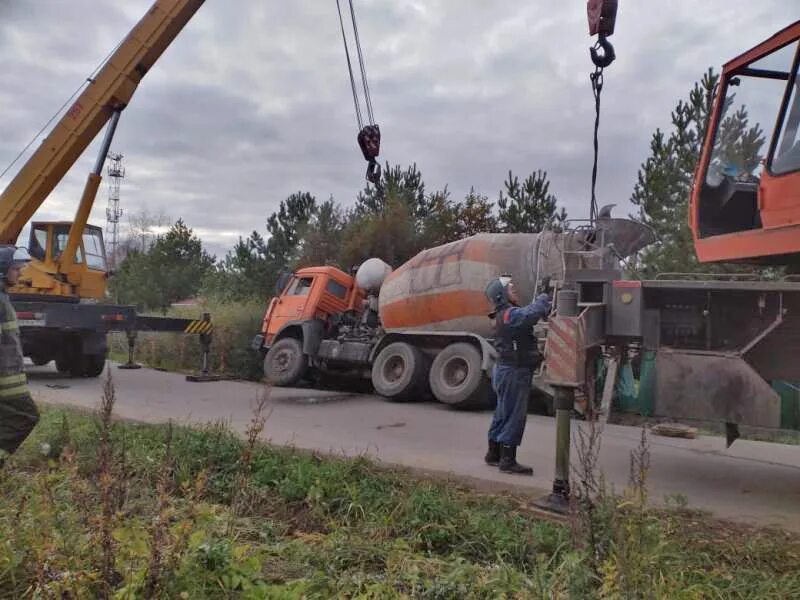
top-left (589, 64), bottom-right (603, 225)
top-left (347, 0), bottom-right (375, 125)
top-left (336, 0), bottom-right (364, 130)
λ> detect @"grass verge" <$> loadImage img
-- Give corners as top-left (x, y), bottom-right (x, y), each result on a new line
top-left (2, 385), bottom-right (799, 598)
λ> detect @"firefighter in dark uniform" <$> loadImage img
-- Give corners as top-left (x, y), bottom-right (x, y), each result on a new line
top-left (0, 246), bottom-right (38, 466)
top-left (484, 275), bottom-right (550, 475)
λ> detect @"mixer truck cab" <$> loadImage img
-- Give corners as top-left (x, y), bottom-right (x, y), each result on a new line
top-left (253, 265), bottom-right (364, 379)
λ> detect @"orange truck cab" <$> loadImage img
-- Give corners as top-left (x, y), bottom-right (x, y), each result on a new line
top-left (252, 266), bottom-right (366, 381)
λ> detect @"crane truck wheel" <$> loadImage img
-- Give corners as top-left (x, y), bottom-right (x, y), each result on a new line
top-left (371, 342), bottom-right (427, 401)
top-left (67, 353), bottom-right (106, 378)
top-left (30, 355), bottom-right (51, 367)
top-left (55, 356), bottom-right (71, 374)
top-left (264, 337), bottom-right (307, 386)
top-left (429, 342), bottom-right (488, 410)
top-left (82, 354), bottom-right (107, 378)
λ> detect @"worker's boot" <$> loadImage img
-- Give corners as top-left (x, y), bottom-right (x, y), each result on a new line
top-left (499, 445), bottom-right (533, 476)
top-left (484, 440), bottom-right (501, 466)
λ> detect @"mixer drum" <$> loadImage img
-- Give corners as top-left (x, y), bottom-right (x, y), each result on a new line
top-left (378, 233), bottom-right (576, 338)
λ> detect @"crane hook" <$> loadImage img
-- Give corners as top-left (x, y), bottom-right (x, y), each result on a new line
top-left (590, 36), bottom-right (616, 69)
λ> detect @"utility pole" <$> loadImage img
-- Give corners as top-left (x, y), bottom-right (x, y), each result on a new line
top-left (105, 152), bottom-right (124, 269)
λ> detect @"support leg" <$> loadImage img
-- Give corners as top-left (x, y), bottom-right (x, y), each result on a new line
top-left (534, 386), bottom-right (574, 514)
top-left (117, 330), bottom-right (142, 370)
top-left (186, 314), bottom-right (220, 383)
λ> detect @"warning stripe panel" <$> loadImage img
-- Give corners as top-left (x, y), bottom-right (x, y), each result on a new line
top-left (184, 320), bottom-right (213, 334)
top-left (544, 315), bottom-right (585, 386)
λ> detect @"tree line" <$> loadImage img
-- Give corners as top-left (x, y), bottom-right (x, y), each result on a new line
top-left (110, 68), bottom-right (764, 312)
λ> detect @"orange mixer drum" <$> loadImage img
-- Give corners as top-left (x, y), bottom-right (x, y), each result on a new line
top-left (378, 233), bottom-right (571, 337)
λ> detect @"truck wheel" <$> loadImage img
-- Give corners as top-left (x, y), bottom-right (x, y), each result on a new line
top-left (30, 355), bottom-right (50, 367)
top-left (372, 342), bottom-right (426, 401)
top-left (55, 356), bottom-right (71, 374)
top-left (429, 342), bottom-right (489, 409)
top-left (264, 337), bottom-right (307, 386)
top-left (62, 353), bottom-right (105, 378)
top-left (83, 354), bottom-right (106, 378)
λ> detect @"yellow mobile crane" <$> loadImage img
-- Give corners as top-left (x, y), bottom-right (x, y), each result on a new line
top-left (0, 0), bottom-right (212, 377)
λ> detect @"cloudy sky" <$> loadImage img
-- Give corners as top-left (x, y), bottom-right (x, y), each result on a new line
top-left (0, 1), bottom-right (795, 258)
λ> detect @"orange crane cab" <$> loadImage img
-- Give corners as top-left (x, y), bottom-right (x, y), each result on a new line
top-left (692, 21), bottom-right (800, 265)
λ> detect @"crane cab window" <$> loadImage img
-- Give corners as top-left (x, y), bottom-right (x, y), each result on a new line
top-left (285, 276), bottom-right (314, 296)
top-left (82, 230), bottom-right (107, 270)
top-left (698, 41), bottom-right (799, 237)
top-left (30, 226), bottom-right (48, 261)
top-left (772, 76), bottom-right (800, 175)
top-left (54, 230), bottom-right (83, 264)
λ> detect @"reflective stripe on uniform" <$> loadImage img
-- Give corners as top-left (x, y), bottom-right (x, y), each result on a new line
top-left (0, 384), bottom-right (29, 398)
top-left (0, 319), bottom-right (18, 333)
top-left (0, 373), bottom-right (26, 387)
top-left (0, 374), bottom-right (28, 399)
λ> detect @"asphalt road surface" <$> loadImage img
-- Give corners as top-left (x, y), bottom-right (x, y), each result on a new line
top-left (27, 362), bottom-right (800, 531)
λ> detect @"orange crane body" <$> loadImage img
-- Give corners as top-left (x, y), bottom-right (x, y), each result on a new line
top-left (692, 21), bottom-right (800, 265)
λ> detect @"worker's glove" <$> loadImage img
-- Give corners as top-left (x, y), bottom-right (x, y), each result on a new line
top-left (536, 293), bottom-right (552, 313)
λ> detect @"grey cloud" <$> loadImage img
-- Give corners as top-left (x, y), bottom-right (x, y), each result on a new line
top-left (0, 0), bottom-right (796, 259)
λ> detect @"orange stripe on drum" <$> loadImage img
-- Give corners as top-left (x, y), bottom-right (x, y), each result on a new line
top-left (387, 238), bottom-right (495, 279)
top-left (380, 289), bottom-right (492, 330)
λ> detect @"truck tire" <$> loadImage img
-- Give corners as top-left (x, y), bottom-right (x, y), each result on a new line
top-left (55, 356), bottom-right (71, 374)
top-left (30, 355), bottom-right (50, 367)
top-left (264, 337), bottom-right (307, 386)
top-left (83, 354), bottom-right (106, 378)
top-left (67, 353), bottom-right (106, 378)
top-left (429, 342), bottom-right (489, 409)
top-left (372, 342), bottom-right (426, 401)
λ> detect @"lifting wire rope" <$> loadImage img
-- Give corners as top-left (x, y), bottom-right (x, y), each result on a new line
top-left (587, 0), bottom-right (618, 225)
top-left (335, 0), bottom-right (382, 189)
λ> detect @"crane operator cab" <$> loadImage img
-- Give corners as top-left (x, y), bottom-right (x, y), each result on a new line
top-left (692, 21), bottom-right (800, 265)
top-left (17, 222), bottom-right (108, 300)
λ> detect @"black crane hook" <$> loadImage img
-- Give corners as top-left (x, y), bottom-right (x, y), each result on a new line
top-left (590, 35), bottom-right (616, 69)
top-left (358, 124), bottom-right (382, 186)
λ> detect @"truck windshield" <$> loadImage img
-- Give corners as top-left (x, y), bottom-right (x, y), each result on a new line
top-left (285, 276), bottom-right (313, 296)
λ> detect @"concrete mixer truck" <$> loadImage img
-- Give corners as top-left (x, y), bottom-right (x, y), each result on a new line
top-left (252, 223), bottom-right (642, 409)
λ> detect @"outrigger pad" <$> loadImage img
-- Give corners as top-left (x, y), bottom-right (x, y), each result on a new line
top-left (533, 491), bottom-right (571, 515)
top-left (118, 363), bottom-right (142, 370)
top-left (186, 373), bottom-right (220, 383)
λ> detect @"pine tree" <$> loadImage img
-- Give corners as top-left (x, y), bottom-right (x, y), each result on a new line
top-left (497, 170), bottom-right (567, 233)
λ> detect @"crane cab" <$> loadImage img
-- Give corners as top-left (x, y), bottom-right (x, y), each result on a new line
top-left (692, 21), bottom-right (800, 265)
top-left (14, 221), bottom-right (108, 300)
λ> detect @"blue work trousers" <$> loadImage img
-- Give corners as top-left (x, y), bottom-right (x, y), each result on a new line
top-left (488, 364), bottom-right (531, 447)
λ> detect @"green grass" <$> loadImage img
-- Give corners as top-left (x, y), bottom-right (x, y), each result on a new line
top-left (2, 404), bottom-right (800, 598)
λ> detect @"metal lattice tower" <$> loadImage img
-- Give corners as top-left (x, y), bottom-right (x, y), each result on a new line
top-left (105, 152), bottom-right (125, 268)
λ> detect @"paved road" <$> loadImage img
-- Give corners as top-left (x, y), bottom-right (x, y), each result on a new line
top-left (28, 363), bottom-right (800, 531)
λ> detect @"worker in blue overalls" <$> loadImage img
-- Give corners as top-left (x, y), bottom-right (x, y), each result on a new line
top-left (484, 275), bottom-right (551, 475)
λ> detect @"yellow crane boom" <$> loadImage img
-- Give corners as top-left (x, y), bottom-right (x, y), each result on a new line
top-left (0, 0), bottom-right (205, 245)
